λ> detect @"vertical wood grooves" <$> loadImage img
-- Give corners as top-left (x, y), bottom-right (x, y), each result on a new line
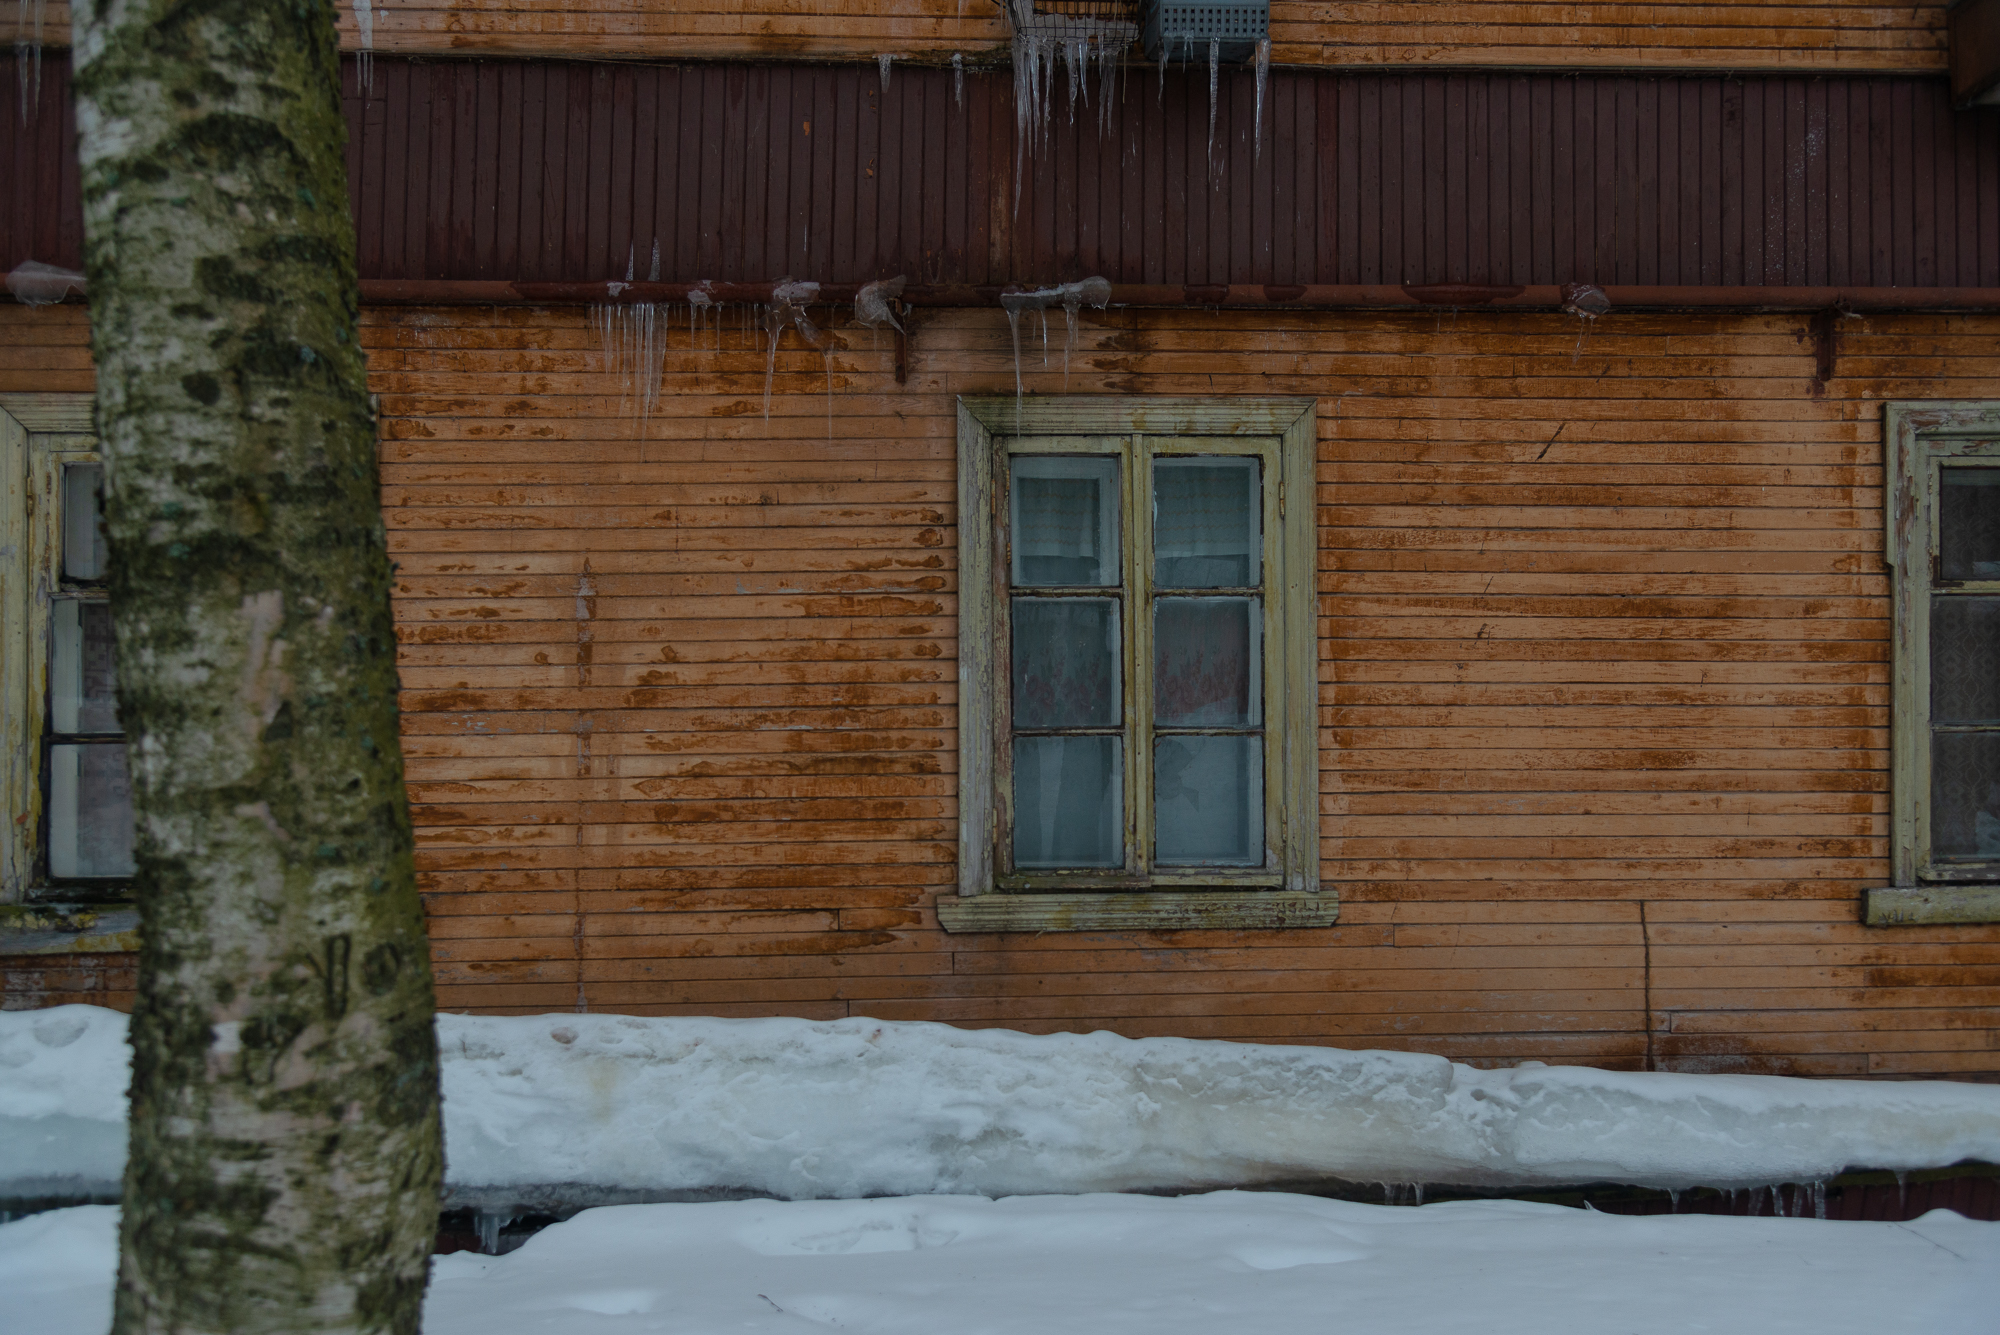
top-left (9, 59), bottom-right (1999, 291)
top-left (324, 60), bottom-right (1995, 290)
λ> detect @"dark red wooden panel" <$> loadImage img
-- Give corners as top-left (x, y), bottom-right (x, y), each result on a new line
top-left (1, 58), bottom-right (81, 274)
top-left (9, 57), bottom-right (2000, 292)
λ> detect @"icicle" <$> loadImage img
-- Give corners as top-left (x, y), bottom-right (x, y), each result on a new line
top-left (855, 276), bottom-right (907, 332)
top-left (689, 281), bottom-right (715, 340)
top-left (1667, 1189), bottom-right (1680, 1214)
top-left (1012, 32), bottom-right (1043, 200)
top-left (353, 0), bottom-right (375, 92)
top-left (475, 1209), bottom-right (509, 1255)
top-left (1895, 1170), bottom-right (1909, 1215)
top-left (763, 280), bottom-right (825, 421)
top-left (878, 53), bottom-right (893, 90)
top-left (648, 240), bottom-right (661, 282)
top-left (761, 303), bottom-right (781, 420)
top-left (15, 0), bottom-right (47, 116)
top-left (591, 296), bottom-right (666, 434)
top-left (1065, 39), bottom-right (1082, 123)
top-left (1098, 39), bottom-right (1119, 137)
top-left (1058, 275), bottom-right (1110, 387)
top-left (1007, 0), bottom-right (1138, 177)
top-left (1206, 38), bottom-right (1220, 186)
top-left (1252, 38), bottom-right (1270, 161)
top-left (822, 346), bottom-right (835, 444)
top-left (1004, 303), bottom-right (1025, 406)
top-left (1412, 1183), bottom-right (1425, 1207)
top-left (5, 260), bottom-right (86, 306)
top-left (1002, 276), bottom-right (1112, 398)
top-left (953, 53), bottom-right (965, 108)
top-left (1812, 1181), bottom-right (1826, 1220)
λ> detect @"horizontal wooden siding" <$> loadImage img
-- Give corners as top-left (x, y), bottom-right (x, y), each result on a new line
top-left (0, 0), bottom-right (1952, 71)
top-left (4, 298), bottom-right (1999, 1077)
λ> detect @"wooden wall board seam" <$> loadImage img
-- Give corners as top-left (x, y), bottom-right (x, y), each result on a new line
top-left (5, 301), bottom-right (2000, 1076)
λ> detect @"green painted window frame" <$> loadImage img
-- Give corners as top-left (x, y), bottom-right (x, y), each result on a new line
top-left (941, 396), bottom-right (1329, 933)
top-left (1871, 401), bottom-right (2000, 927)
top-left (2, 392), bottom-right (136, 910)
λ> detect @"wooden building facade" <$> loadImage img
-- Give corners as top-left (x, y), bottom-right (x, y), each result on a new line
top-left (6, 0), bottom-right (2000, 1081)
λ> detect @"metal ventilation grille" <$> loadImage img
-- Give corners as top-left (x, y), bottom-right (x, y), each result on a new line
top-left (1141, 0), bottom-right (1269, 62)
top-left (1007, 0), bottom-right (1142, 48)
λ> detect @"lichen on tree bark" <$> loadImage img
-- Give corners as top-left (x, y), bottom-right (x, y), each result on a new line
top-left (70, 2), bottom-right (442, 1332)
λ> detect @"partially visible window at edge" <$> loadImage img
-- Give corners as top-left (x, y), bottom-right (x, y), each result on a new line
top-left (44, 459), bottom-right (135, 888)
top-left (1889, 405), bottom-right (2000, 895)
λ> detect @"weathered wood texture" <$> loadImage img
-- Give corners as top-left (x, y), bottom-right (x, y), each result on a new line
top-left (14, 57), bottom-right (2000, 290)
top-left (336, 61), bottom-right (2000, 290)
top-left (0, 0), bottom-right (1951, 70)
top-left (6, 298), bottom-right (2000, 1079)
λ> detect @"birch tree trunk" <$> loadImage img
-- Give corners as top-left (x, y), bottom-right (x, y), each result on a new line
top-left (70, 3), bottom-right (442, 1332)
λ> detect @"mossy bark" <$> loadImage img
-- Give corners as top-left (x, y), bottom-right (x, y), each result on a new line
top-left (70, 3), bottom-right (442, 1332)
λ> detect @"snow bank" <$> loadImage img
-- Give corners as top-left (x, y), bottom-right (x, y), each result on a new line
top-left (5, 1006), bottom-right (2000, 1201)
top-left (11, 1194), bottom-right (2000, 1335)
top-left (0, 1008), bottom-right (133, 1198)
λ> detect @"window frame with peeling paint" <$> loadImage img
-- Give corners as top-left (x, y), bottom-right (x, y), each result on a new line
top-left (1872, 402), bottom-right (2000, 926)
top-left (1, 393), bottom-right (135, 905)
top-left (941, 396), bottom-right (1329, 934)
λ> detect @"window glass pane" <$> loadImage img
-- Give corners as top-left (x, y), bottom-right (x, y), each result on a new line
top-left (1155, 735), bottom-right (1262, 865)
top-left (1012, 598), bottom-right (1120, 728)
top-left (1011, 456), bottom-right (1119, 587)
top-left (1154, 597), bottom-right (1261, 726)
top-left (1154, 456), bottom-right (1259, 588)
top-left (51, 600), bottom-right (120, 734)
top-left (1013, 736), bottom-right (1122, 867)
top-left (1931, 597), bottom-right (2000, 723)
top-left (48, 743), bottom-right (136, 878)
top-left (63, 463), bottom-right (108, 582)
top-left (1939, 466), bottom-right (2000, 582)
top-left (1931, 732), bottom-right (2000, 860)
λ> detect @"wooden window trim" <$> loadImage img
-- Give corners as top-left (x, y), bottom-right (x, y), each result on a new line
top-left (1, 392), bottom-right (134, 912)
top-left (1871, 400), bottom-right (2000, 927)
top-left (941, 396), bottom-right (1329, 933)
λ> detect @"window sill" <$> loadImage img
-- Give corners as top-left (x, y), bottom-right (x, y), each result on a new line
top-left (0, 903), bottom-right (140, 954)
top-left (936, 890), bottom-right (1337, 934)
top-left (1863, 885), bottom-right (2000, 926)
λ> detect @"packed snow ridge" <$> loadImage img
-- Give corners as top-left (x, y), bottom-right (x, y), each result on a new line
top-left (16, 1193), bottom-right (2000, 1335)
top-left (4, 1007), bottom-right (1998, 1202)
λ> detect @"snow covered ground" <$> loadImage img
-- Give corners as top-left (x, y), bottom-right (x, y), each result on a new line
top-left (8, 1006), bottom-right (2000, 1201)
top-left (10, 1192), bottom-right (2000, 1335)
top-left (8, 1006), bottom-right (2000, 1332)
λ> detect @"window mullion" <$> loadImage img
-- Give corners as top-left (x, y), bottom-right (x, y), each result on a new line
top-left (992, 453), bottom-right (1016, 879)
top-left (1260, 439), bottom-right (1283, 868)
top-left (1910, 456), bottom-right (1937, 877)
top-left (1128, 433), bottom-right (1153, 879)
